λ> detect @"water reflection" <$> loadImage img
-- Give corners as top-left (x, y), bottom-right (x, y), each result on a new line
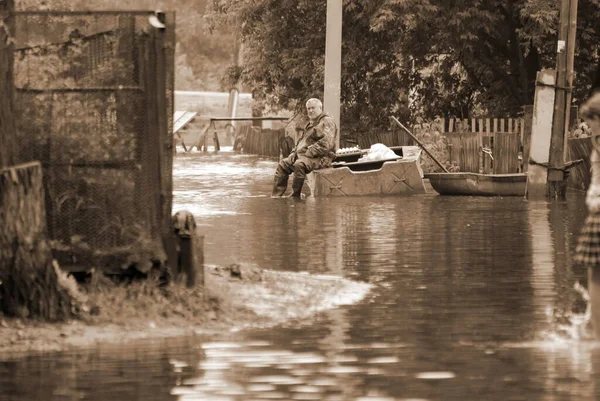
top-left (2, 150), bottom-right (599, 401)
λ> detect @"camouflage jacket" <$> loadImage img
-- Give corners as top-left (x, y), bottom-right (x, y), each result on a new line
top-left (294, 112), bottom-right (338, 160)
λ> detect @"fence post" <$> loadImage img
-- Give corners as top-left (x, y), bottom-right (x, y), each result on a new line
top-left (0, 0), bottom-right (16, 168)
top-left (171, 210), bottom-right (204, 287)
top-left (478, 119), bottom-right (484, 173)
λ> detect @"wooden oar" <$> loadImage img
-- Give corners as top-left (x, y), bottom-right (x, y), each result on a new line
top-left (390, 116), bottom-right (449, 173)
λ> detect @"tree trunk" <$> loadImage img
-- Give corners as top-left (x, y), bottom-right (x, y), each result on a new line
top-left (0, 0), bottom-right (16, 168)
top-left (0, 162), bottom-right (82, 320)
top-left (592, 58), bottom-right (600, 95)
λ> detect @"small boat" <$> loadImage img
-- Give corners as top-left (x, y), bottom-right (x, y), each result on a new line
top-left (306, 146), bottom-right (427, 197)
top-left (425, 172), bottom-right (527, 196)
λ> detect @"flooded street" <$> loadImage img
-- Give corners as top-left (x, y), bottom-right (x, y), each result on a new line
top-left (2, 147), bottom-right (598, 401)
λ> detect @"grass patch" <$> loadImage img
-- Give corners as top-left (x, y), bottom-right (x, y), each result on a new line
top-left (81, 271), bottom-right (216, 328)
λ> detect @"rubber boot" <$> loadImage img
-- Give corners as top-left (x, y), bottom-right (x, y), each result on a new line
top-left (271, 175), bottom-right (288, 197)
top-left (289, 177), bottom-right (305, 198)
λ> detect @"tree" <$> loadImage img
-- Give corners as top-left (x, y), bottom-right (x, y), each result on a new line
top-left (206, 0), bottom-right (600, 134)
top-left (17, 0), bottom-right (236, 91)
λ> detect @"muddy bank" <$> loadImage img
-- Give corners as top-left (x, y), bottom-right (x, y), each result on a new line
top-left (0, 265), bottom-right (371, 358)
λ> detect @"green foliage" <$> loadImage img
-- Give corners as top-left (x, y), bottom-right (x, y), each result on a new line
top-left (412, 118), bottom-right (459, 173)
top-left (206, 0), bottom-right (600, 135)
top-left (83, 272), bottom-right (211, 325)
top-left (16, 0), bottom-right (235, 91)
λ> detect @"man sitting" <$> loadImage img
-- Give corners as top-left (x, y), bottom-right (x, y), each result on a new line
top-left (271, 98), bottom-right (338, 198)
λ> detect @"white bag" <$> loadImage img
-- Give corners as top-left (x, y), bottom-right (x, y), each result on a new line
top-left (360, 143), bottom-right (399, 161)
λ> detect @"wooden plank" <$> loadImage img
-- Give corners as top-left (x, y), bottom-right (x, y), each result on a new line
top-left (173, 111), bottom-right (197, 134)
top-left (459, 133), bottom-right (479, 172)
top-left (481, 118), bottom-right (491, 173)
top-left (519, 118), bottom-right (527, 172)
top-left (493, 132), bottom-right (519, 174)
top-left (478, 119), bottom-right (484, 173)
top-left (567, 137), bottom-right (592, 191)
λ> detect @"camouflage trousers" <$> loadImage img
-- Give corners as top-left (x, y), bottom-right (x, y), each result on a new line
top-left (275, 153), bottom-right (333, 180)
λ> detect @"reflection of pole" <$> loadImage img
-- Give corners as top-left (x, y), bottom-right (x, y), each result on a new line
top-left (324, 0), bottom-right (342, 149)
top-left (527, 201), bottom-right (556, 319)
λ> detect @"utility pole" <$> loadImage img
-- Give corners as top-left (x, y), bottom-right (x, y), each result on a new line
top-left (324, 0), bottom-right (342, 149)
top-left (547, 0), bottom-right (578, 198)
top-left (563, 0), bottom-right (578, 157)
top-left (227, 32), bottom-right (242, 138)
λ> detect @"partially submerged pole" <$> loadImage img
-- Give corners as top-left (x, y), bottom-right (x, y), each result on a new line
top-left (324, 0), bottom-right (342, 149)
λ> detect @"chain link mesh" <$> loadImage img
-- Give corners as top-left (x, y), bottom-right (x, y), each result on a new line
top-left (13, 11), bottom-right (175, 272)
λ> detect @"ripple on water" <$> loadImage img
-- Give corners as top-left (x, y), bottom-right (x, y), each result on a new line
top-left (216, 388), bottom-right (246, 396)
top-left (178, 396), bottom-right (233, 401)
top-left (252, 391), bottom-right (286, 399)
top-left (247, 384), bottom-right (277, 392)
top-left (292, 393), bottom-right (323, 400)
top-left (367, 356), bottom-right (400, 364)
top-left (198, 361), bottom-right (230, 370)
top-left (290, 385), bottom-right (321, 393)
top-left (249, 376), bottom-right (304, 385)
top-left (324, 366), bottom-right (363, 374)
top-left (330, 355), bottom-right (359, 363)
top-left (310, 377), bottom-right (338, 386)
top-left (284, 352), bottom-right (327, 364)
top-left (414, 371), bottom-right (456, 380)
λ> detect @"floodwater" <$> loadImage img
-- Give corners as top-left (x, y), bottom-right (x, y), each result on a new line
top-left (1, 147), bottom-right (598, 401)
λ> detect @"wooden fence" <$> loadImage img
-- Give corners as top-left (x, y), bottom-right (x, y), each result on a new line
top-left (235, 116), bottom-right (593, 190)
top-left (340, 129), bottom-right (411, 149)
top-left (345, 118), bottom-right (528, 174)
top-left (239, 126), bottom-right (287, 158)
top-left (435, 118), bottom-right (525, 174)
top-left (568, 137), bottom-right (592, 191)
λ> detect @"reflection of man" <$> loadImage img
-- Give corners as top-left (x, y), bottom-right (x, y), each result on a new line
top-left (271, 98), bottom-right (338, 198)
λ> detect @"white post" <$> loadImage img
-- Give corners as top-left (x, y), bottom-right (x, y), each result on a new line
top-left (526, 69), bottom-right (556, 199)
top-left (324, 0), bottom-right (342, 149)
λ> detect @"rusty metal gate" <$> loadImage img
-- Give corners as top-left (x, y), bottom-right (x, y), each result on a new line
top-left (12, 11), bottom-right (175, 272)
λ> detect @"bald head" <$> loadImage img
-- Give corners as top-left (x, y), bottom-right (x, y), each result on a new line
top-left (306, 98), bottom-right (323, 120)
